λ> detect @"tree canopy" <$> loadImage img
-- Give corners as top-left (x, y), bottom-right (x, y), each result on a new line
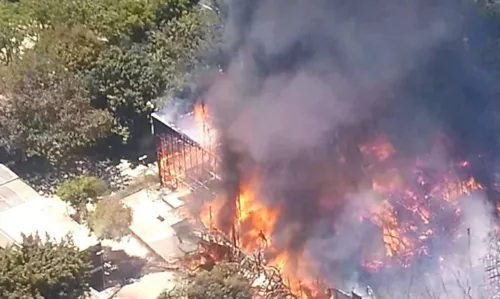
top-left (0, 234), bottom-right (92, 299)
top-left (159, 262), bottom-right (253, 299)
top-left (0, 50), bottom-right (114, 162)
top-left (56, 175), bottom-right (108, 211)
top-left (0, 0), bottom-right (222, 164)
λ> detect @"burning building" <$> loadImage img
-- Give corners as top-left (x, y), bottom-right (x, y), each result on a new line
top-left (152, 96), bottom-right (500, 298)
top-left (151, 0), bottom-right (500, 298)
top-left (151, 99), bottom-right (220, 191)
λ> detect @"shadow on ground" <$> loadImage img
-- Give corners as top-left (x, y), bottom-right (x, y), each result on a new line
top-left (7, 133), bottom-right (158, 196)
top-left (101, 246), bottom-right (175, 289)
top-left (10, 155), bottom-right (131, 196)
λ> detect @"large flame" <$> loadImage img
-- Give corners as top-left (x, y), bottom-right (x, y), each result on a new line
top-left (180, 102), bottom-right (489, 298)
top-left (199, 174), bottom-right (280, 252)
top-left (191, 101), bottom-right (215, 152)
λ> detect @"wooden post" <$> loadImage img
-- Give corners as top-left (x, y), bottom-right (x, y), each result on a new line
top-left (209, 205), bottom-right (213, 230)
top-left (467, 227), bottom-right (472, 269)
top-left (231, 223), bottom-right (238, 248)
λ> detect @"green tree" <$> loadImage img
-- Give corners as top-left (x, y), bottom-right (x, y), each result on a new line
top-left (0, 0), bottom-right (224, 161)
top-left (0, 1), bottom-right (33, 64)
top-left (35, 25), bottom-right (106, 72)
top-left (149, 5), bottom-right (222, 95)
top-left (0, 233), bottom-right (92, 299)
top-left (0, 50), bottom-right (114, 162)
top-left (94, 0), bottom-right (162, 42)
top-left (56, 175), bottom-right (108, 217)
top-left (154, 0), bottom-right (200, 26)
top-left (87, 44), bottom-right (166, 141)
top-left (12, 0), bottom-right (196, 44)
top-left (0, 0), bottom-right (185, 66)
top-left (87, 4), bottom-right (221, 141)
top-left (87, 197), bottom-right (133, 240)
top-left (158, 262), bottom-right (253, 299)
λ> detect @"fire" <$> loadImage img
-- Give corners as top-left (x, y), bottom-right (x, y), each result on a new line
top-left (199, 174), bottom-right (280, 252)
top-left (178, 103), bottom-right (491, 298)
top-left (268, 251), bottom-right (320, 298)
top-left (193, 101), bottom-right (209, 125)
top-left (368, 200), bottom-right (413, 259)
top-left (359, 136), bottom-right (396, 162)
top-left (356, 137), bottom-right (484, 272)
top-left (193, 101), bottom-right (217, 149)
top-left (236, 178), bottom-right (280, 251)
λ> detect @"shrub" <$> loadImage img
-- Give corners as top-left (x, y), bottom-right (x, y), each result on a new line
top-left (56, 175), bottom-right (108, 212)
top-left (87, 197), bottom-right (133, 240)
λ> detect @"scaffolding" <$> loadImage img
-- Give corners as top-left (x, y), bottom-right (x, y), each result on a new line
top-left (152, 101), bottom-right (220, 193)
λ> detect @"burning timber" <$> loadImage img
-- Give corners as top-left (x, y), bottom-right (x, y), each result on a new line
top-left (151, 100), bottom-right (220, 191)
top-left (152, 102), bottom-right (500, 298)
top-left (175, 220), bottom-right (363, 299)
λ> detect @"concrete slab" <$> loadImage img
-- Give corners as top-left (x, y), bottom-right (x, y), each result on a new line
top-left (163, 192), bottom-right (186, 209)
top-left (124, 190), bottom-right (186, 261)
top-left (148, 236), bottom-right (185, 259)
top-left (114, 271), bottom-right (177, 299)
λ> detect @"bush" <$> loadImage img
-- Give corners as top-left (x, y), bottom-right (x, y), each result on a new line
top-left (56, 175), bottom-right (108, 212)
top-left (87, 197), bottom-right (133, 240)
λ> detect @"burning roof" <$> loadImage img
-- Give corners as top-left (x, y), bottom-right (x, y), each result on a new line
top-left (152, 98), bottom-right (217, 150)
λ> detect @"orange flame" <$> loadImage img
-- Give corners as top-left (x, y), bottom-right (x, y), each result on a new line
top-left (193, 101), bottom-right (218, 149)
top-left (235, 177), bottom-right (280, 251)
top-left (179, 108), bottom-right (489, 297)
top-left (359, 136), bottom-right (396, 162)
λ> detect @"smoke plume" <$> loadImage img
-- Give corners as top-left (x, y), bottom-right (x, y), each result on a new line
top-left (203, 0), bottom-right (500, 297)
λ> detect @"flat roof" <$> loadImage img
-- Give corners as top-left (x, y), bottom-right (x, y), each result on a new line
top-left (0, 164), bottom-right (40, 212)
top-left (0, 164), bottom-right (18, 185)
top-left (0, 229), bottom-right (14, 248)
top-left (114, 271), bottom-right (177, 299)
top-left (0, 196), bottom-right (99, 250)
top-left (0, 178), bottom-right (41, 212)
top-left (123, 189), bottom-right (186, 261)
top-left (0, 164), bottom-right (99, 250)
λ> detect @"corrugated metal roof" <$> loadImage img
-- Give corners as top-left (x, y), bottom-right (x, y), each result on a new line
top-left (0, 164), bottom-right (99, 251)
top-left (0, 229), bottom-right (15, 248)
top-left (0, 164), bottom-right (39, 212)
top-left (0, 164), bottom-right (18, 185)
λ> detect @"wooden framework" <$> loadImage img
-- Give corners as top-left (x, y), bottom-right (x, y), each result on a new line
top-left (153, 110), bottom-right (219, 192)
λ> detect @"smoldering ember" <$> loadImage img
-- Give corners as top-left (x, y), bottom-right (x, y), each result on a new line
top-left (152, 0), bottom-right (500, 298)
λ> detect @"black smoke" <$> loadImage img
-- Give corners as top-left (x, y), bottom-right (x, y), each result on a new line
top-left (203, 0), bottom-right (500, 297)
